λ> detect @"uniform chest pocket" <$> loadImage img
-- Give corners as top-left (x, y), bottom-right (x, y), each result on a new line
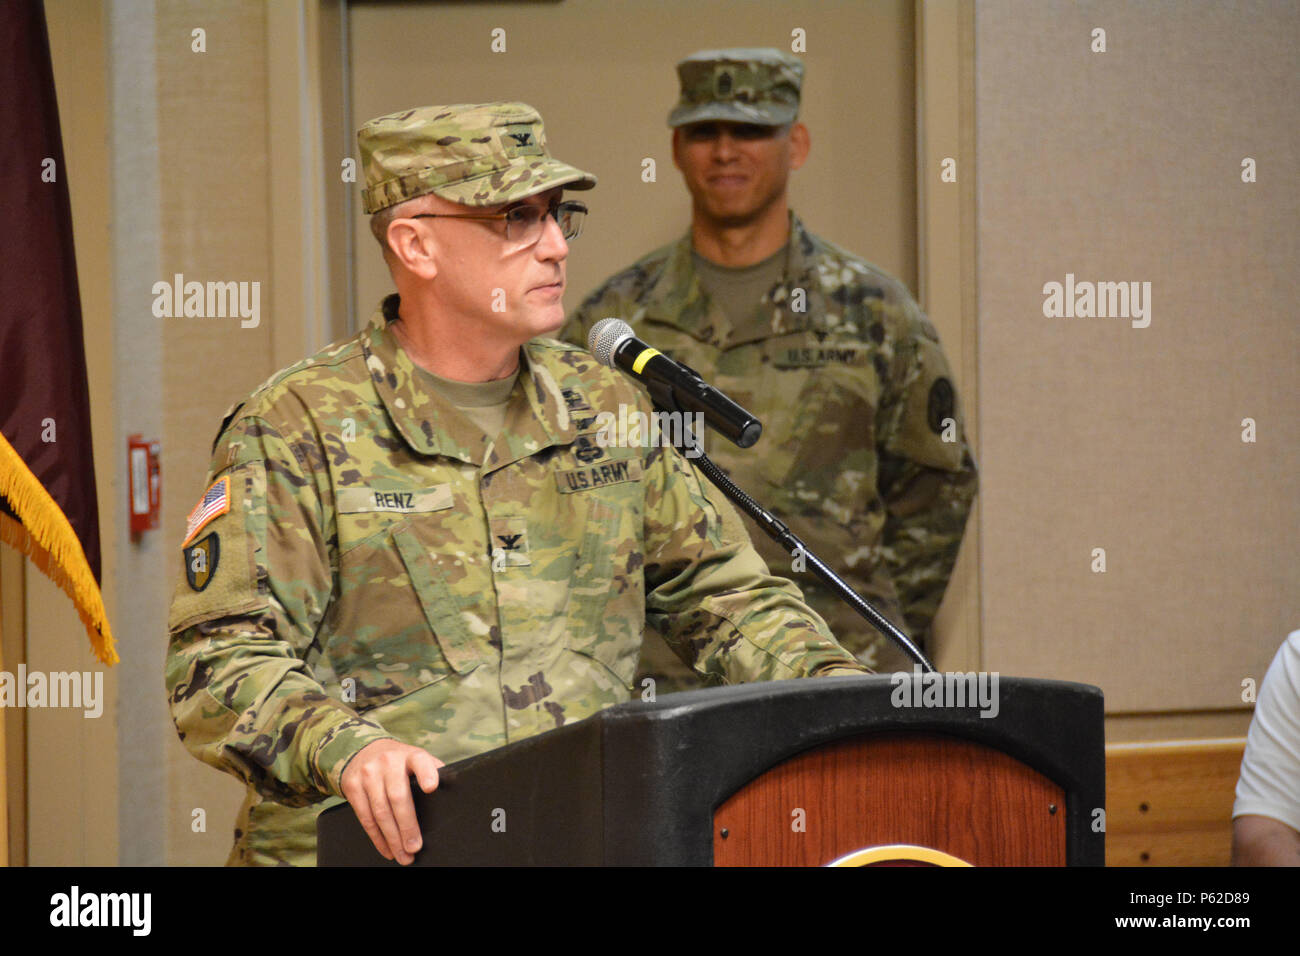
top-left (753, 363), bottom-right (881, 523)
top-left (326, 521), bottom-right (489, 711)
top-left (393, 525), bottom-right (492, 674)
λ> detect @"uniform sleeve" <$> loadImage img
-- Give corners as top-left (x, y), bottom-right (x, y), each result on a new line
top-left (876, 293), bottom-right (978, 646)
top-left (165, 414), bottom-right (394, 807)
top-left (640, 436), bottom-right (870, 684)
top-left (1234, 632), bottom-right (1300, 832)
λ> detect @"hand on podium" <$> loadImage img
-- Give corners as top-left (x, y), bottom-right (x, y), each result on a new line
top-left (340, 738), bottom-right (444, 865)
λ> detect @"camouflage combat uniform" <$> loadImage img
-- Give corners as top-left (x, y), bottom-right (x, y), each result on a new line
top-left (166, 295), bottom-right (866, 866)
top-left (568, 214), bottom-right (978, 678)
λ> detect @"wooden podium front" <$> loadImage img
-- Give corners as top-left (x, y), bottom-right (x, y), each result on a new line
top-left (318, 675), bottom-right (1104, 866)
top-left (714, 734), bottom-right (1066, 866)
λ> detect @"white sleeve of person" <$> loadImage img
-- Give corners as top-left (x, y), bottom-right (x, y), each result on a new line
top-left (1233, 630), bottom-right (1300, 833)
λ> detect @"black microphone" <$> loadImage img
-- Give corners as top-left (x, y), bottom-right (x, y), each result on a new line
top-left (587, 318), bottom-right (762, 449)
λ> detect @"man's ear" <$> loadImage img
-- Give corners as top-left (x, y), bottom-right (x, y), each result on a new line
top-left (671, 127), bottom-right (684, 170)
top-left (788, 122), bottom-right (810, 171)
top-left (386, 217), bottom-right (439, 281)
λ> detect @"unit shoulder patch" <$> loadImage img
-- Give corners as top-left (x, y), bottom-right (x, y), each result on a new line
top-left (927, 378), bottom-right (955, 434)
top-left (184, 532), bottom-right (220, 592)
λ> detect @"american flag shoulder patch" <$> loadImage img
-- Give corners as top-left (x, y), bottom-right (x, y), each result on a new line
top-left (182, 475), bottom-right (232, 546)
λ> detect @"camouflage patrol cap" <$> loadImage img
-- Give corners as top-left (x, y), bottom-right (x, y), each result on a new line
top-left (668, 48), bottom-right (804, 128)
top-left (357, 102), bottom-right (597, 214)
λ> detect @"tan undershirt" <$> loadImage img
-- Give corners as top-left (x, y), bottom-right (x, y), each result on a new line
top-left (415, 364), bottom-right (519, 441)
top-left (692, 243), bottom-right (788, 338)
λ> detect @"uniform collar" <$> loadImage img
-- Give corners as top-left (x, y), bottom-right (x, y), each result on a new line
top-left (363, 295), bottom-right (577, 468)
top-left (483, 340), bottom-right (580, 474)
top-left (639, 212), bottom-right (827, 347)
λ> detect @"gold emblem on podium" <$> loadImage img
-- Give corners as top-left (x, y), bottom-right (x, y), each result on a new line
top-left (826, 844), bottom-right (974, 867)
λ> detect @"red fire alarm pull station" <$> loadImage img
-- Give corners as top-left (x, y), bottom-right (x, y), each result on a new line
top-left (128, 434), bottom-right (161, 537)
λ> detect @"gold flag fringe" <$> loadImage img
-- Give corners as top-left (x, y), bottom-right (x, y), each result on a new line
top-left (0, 431), bottom-right (117, 664)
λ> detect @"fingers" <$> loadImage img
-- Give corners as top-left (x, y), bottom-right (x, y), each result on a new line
top-left (373, 769), bottom-right (415, 865)
top-left (410, 750), bottom-right (444, 793)
top-left (341, 741), bottom-right (442, 865)
top-left (385, 767), bottom-right (422, 862)
top-left (343, 763), bottom-right (407, 863)
top-left (342, 776), bottom-right (396, 862)
top-left (384, 753), bottom-right (442, 861)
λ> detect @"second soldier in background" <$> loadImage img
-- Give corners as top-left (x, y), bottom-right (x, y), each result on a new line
top-left (568, 48), bottom-right (978, 686)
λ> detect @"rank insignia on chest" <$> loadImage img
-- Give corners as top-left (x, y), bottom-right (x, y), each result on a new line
top-left (560, 387), bottom-right (592, 413)
top-left (490, 516), bottom-right (531, 570)
top-left (184, 532), bottom-right (220, 592)
top-left (572, 433), bottom-right (606, 464)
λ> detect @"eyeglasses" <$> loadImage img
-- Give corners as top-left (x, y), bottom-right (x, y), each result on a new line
top-left (681, 122), bottom-right (787, 143)
top-left (410, 199), bottom-right (587, 244)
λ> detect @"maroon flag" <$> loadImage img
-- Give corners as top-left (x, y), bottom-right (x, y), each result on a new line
top-left (0, 0), bottom-right (115, 664)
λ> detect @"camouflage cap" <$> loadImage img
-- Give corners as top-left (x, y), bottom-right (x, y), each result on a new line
top-left (668, 48), bottom-right (804, 128)
top-left (357, 102), bottom-right (597, 214)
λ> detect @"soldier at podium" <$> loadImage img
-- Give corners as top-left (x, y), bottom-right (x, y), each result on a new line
top-left (164, 102), bottom-right (869, 867)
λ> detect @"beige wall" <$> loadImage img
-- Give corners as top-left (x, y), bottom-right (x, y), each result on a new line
top-left (154, 0), bottom-right (281, 866)
top-left (349, 0), bottom-right (924, 328)
top-left (974, 0), bottom-right (1299, 737)
top-left (145, 0), bottom-right (348, 864)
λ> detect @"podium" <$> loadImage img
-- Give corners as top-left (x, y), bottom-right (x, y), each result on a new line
top-left (317, 674), bottom-right (1104, 866)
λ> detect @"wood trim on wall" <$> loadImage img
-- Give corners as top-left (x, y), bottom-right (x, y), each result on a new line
top-left (267, 0), bottom-right (351, 361)
top-left (0, 546), bottom-right (26, 866)
top-left (1106, 710), bottom-right (1252, 744)
top-left (916, 0), bottom-right (980, 673)
top-left (1106, 738), bottom-right (1246, 866)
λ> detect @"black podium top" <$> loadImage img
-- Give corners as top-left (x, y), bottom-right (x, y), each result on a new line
top-left (317, 674), bottom-right (1104, 866)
